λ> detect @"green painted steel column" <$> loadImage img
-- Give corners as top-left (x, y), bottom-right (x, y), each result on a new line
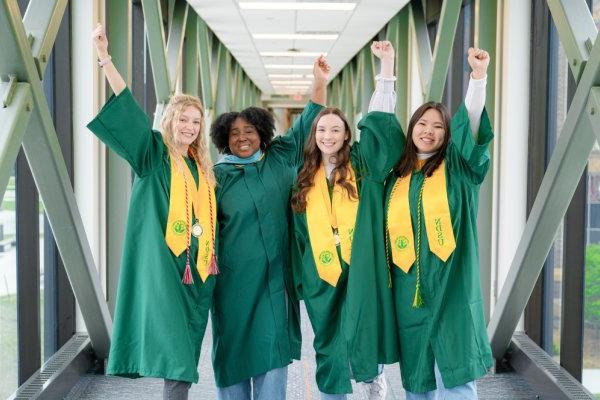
top-left (197, 16), bottom-right (214, 110)
top-left (165, 0), bottom-right (188, 91)
top-left (140, 0), bottom-right (171, 104)
top-left (409, 0), bottom-right (432, 97)
top-left (21, 0), bottom-right (68, 79)
top-left (427, 0), bottom-right (463, 102)
top-left (388, 7), bottom-right (410, 129)
top-left (184, 11), bottom-right (199, 96)
top-left (360, 44), bottom-right (375, 116)
top-left (1, 0), bottom-right (112, 358)
top-left (0, 83), bottom-right (33, 201)
top-left (105, 0), bottom-right (132, 317)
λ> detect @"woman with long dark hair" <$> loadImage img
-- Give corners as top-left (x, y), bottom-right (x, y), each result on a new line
top-left (290, 41), bottom-right (401, 400)
top-left (386, 48), bottom-right (492, 399)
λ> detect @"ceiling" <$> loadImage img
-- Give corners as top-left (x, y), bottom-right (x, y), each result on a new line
top-left (188, 0), bottom-right (409, 105)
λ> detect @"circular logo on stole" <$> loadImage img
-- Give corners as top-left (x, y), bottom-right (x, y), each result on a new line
top-left (319, 250), bottom-right (334, 265)
top-left (172, 220), bottom-right (186, 235)
top-left (395, 236), bottom-right (409, 250)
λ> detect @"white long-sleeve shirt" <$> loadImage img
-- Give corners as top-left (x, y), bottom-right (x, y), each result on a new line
top-left (368, 74), bottom-right (487, 137)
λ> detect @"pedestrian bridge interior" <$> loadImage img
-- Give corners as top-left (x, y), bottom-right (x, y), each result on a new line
top-left (1, 0), bottom-right (600, 399)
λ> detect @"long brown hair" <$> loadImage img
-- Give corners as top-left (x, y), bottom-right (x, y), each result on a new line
top-left (291, 108), bottom-right (357, 212)
top-left (160, 93), bottom-right (215, 185)
top-left (394, 102), bottom-right (451, 178)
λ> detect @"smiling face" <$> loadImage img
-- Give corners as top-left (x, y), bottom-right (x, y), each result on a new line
top-left (228, 117), bottom-right (261, 158)
top-left (173, 105), bottom-right (202, 151)
top-left (411, 108), bottom-right (446, 154)
top-left (315, 113), bottom-right (349, 160)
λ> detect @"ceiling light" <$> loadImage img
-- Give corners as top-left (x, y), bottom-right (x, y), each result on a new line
top-left (265, 64), bottom-right (314, 70)
top-left (271, 80), bottom-right (313, 85)
top-left (239, 2), bottom-right (356, 11)
top-left (253, 33), bottom-right (338, 40)
top-left (268, 74), bottom-right (305, 78)
top-left (260, 51), bottom-right (325, 57)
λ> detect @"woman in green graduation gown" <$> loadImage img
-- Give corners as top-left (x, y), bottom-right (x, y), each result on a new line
top-left (385, 48), bottom-right (493, 399)
top-left (208, 57), bottom-right (330, 399)
top-left (88, 25), bottom-right (218, 400)
top-left (290, 41), bottom-right (401, 400)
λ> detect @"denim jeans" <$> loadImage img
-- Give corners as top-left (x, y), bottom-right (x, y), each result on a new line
top-left (404, 363), bottom-right (478, 400)
top-left (216, 366), bottom-right (288, 400)
top-left (163, 379), bottom-right (191, 400)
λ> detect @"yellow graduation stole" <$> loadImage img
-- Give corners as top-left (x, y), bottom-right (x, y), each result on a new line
top-left (305, 164), bottom-right (359, 287)
top-left (165, 154), bottom-right (217, 283)
top-left (387, 160), bottom-right (456, 272)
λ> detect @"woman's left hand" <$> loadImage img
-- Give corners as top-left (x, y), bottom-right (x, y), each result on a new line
top-left (313, 55), bottom-right (331, 86)
top-left (468, 47), bottom-right (490, 80)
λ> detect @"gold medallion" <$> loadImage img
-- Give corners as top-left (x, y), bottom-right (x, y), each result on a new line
top-left (191, 221), bottom-right (203, 238)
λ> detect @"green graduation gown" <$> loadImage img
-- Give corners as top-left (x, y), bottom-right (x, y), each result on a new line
top-left (292, 112), bottom-right (403, 394)
top-left (87, 88), bottom-right (216, 383)
top-left (211, 101), bottom-right (323, 388)
top-left (385, 104), bottom-right (494, 393)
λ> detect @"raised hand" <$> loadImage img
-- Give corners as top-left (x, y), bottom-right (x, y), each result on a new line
top-left (468, 47), bottom-right (490, 80)
top-left (371, 41), bottom-right (395, 61)
top-left (313, 55), bottom-right (331, 86)
top-left (92, 23), bottom-right (109, 59)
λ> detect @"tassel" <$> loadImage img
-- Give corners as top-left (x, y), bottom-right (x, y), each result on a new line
top-left (208, 253), bottom-right (220, 276)
top-left (412, 284), bottom-right (424, 308)
top-left (182, 262), bottom-right (194, 285)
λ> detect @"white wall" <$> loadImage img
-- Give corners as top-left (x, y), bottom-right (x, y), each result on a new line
top-left (493, 0), bottom-right (532, 330)
top-left (71, 0), bottom-right (107, 331)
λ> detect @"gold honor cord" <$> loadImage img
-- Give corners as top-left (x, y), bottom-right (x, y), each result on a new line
top-left (165, 155), bottom-right (217, 283)
top-left (305, 165), bottom-right (359, 287)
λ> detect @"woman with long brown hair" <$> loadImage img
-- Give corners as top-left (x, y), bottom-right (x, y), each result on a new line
top-left (88, 24), bottom-right (217, 400)
top-left (385, 48), bottom-right (492, 399)
top-left (291, 41), bottom-right (401, 400)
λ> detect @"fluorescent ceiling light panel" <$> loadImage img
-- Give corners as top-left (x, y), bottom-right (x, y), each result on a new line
top-left (268, 74), bottom-right (305, 78)
top-left (260, 51), bottom-right (326, 57)
top-left (239, 2), bottom-right (357, 11)
top-left (265, 64), bottom-right (314, 69)
top-left (271, 80), bottom-right (313, 85)
top-left (253, 33), bottom-right (338, 40)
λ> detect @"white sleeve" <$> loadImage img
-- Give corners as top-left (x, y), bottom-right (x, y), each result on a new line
top-left (464, 74), bottom-right (487, 137)
top-left (368, 75), bottom-right (397, 113)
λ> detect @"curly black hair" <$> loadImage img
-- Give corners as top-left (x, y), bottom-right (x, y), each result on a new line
top-left (210, 107), bottom-right (276, 154)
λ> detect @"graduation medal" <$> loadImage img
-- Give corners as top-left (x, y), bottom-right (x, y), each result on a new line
top-left (191, 220), bottom-right (203, 237)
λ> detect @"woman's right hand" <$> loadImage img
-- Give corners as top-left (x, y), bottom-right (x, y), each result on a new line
top-left (371, 41), bottom-right (395, 61)
top-left (92, 23), bottom-right (109, 59)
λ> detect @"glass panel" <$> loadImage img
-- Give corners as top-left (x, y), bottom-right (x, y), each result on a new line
top-left (0, 171), bottom-right (18, 398)
top-left (543, 28), bottom-right (569, 362)
top-left (584, 3), bottom-right (600, 396)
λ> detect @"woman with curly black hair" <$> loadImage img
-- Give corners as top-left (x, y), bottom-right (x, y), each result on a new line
top-left (209, 56), bottom-right (329, 400)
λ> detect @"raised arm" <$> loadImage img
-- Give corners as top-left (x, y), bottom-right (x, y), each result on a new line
top-left (310, 55), bottom-right (329, 106)
top-left (464, 47), bottom-right (490, 136)
top-left (92, 23), bottom-right (127, 96)
top-left (368, 41), bottom-right (397, 113)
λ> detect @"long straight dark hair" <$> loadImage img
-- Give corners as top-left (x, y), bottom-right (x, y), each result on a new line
top-left (394, 102), bottom-right (452, 178)
top-left (291, 108), bottom-right (357, 212)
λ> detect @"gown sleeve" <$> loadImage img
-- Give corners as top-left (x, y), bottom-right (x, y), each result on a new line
top-left (268, 101), bottom-right (324, 167)
top-left (87, 87), bottom-right (165, 177)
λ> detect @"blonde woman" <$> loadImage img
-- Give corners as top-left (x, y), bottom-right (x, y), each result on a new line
top-left (88, 24), bottom-right (217, 400)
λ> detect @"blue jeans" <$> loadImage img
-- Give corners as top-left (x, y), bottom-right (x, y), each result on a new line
top-left (217, 366), bottom-right (288, 400)
top-left (405, 363), bottom-right (477, 400)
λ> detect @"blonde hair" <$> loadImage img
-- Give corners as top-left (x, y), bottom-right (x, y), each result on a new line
top-left (160, 94), bottom-right (215, 185)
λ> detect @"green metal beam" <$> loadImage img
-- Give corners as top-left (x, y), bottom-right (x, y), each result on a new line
top-left (141, 0), bottom-right (170, 103)
top-left (547, 0), bottom-right (597, 82)
top-left (1, 0), bottom-right (112, 358)
top-left (197, 16), bottom-right (213, 109)
top-left (0, 82), bottom-right (32, 202)
top-left (165, 0), bottom-right (188, 90)
top-left (409, 0), bottom-right (432, 96)
top-left (21, 0), bottom-right (67, 79)
top-left (105, 0), bottom-right (133, 317)
top-left (184, 11), bottom-right (199, 96)
top-left (488, 35), bottom-right (600, 360)
top-left (427, 0), bottom-right (463, 102)
top-left (388, 7), bottom-right (410, 129)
